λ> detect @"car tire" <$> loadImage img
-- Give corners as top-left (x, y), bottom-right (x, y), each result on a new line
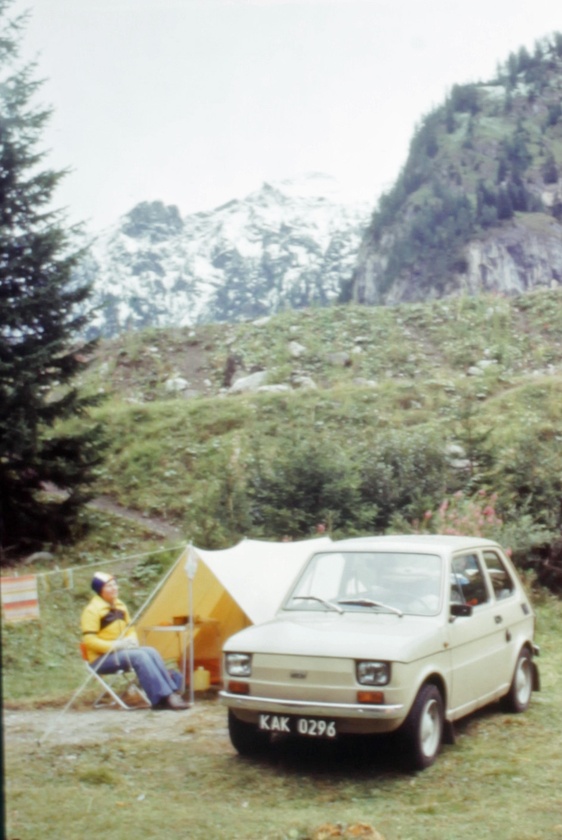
top-left (501, 647), bottom-right (533, 713)
top-left (228, 710), bottom-right (270, 756)
top-left (400, 683), bottom-right (444, 771)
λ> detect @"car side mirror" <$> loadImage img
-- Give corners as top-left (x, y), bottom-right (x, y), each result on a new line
top-left (450, 603), bottom-right (473, 619)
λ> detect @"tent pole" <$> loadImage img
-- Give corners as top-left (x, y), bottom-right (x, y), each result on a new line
top-left (184, 545), bottom-right (198, 706)
top-left (188, 574), bottom-right (194, 705)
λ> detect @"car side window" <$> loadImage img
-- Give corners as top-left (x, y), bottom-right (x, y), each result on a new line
top-left (482, 550), bottom-right (515, 600)
top-left (451, 553), bottom-right (490, 606)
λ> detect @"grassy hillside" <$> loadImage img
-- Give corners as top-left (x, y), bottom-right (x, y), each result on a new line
top-left (47, 290), bottom-right (559, 574)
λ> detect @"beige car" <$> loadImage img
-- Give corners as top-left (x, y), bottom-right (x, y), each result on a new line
top-left (220, 535), bottom-right (540, 769)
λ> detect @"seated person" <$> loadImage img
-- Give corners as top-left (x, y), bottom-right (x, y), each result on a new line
top-left (81, 571), bottom-right (189, 711)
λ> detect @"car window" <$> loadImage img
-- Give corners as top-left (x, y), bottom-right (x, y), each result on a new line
top-left (482, 550), bottom-right (516, 600)
top-left (285, 551), bottom-right (442, 615)
top-left (289, 552), bottom-right (346, 603)
top-left (451, 553), bottom-right (490, 606)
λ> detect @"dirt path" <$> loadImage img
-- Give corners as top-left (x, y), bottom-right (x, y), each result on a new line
top-left (89, 495), bottom-right (184, 541)
top-left (4, 698), bottom-right (232, 753)
top-left (39, 482), bottom-right (185, 541)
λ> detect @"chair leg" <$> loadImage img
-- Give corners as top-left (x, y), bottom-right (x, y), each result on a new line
top-left (88, 667), bottom-right (149, 710)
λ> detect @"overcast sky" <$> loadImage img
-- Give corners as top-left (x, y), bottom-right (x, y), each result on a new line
top-left (11, 0), bottom-right (562, 231)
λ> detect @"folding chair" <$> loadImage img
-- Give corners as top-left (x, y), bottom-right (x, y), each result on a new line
top-left (80, 642), bottom-right (150, 710)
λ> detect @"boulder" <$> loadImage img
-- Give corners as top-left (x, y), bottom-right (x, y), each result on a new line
top-left (229, 370), bottom-right (268, 393)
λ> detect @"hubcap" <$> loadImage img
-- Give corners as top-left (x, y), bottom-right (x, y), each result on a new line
top-left (421, 698), bottom-right (441, 757)
top-left (515, 658), bottom-right (532, 706)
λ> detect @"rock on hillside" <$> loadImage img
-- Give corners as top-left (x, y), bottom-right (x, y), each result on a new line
top-left (78, 174), bottom-right (370, 338)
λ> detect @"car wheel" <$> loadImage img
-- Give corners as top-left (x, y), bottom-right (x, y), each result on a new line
top-left (501, 648), bottom-right (533, 713)
top-left (228, 710), bottom-right (270, 756)
top-left (400, 683), bottom-right (444, 771)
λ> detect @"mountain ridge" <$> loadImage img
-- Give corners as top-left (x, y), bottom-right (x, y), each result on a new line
top-left (77, 35), bottom-right (562, 334)
top-left (79, 173), bottom-right (371, 338)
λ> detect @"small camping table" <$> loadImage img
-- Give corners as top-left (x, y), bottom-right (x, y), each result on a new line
top-left (141, 624), bottom-right (190, 692)
top-left (141, 619), bottom-right (220, 693)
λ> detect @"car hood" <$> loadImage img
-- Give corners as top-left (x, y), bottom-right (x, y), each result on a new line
top-left (223, 611), bottom-right (446, 663)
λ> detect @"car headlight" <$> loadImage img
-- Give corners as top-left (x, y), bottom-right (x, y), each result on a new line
top-left (356, 660), bottom-right (390, 686)
top-left (225, 652), bottom-right (252, 677)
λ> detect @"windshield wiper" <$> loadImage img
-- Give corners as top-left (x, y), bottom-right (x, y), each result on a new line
top-left (292, 596), bottom-right (344, 614)
top-left (337, 598), bottom-right (403, 617)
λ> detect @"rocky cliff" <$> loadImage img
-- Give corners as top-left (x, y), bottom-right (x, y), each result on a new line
top-left (356, 214), bottom-right (562, 305)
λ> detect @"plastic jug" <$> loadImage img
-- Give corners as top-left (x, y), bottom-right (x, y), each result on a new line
top-left (192, 666), bottom-right (210, 691)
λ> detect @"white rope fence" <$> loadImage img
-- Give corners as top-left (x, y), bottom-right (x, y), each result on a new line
top-left (32, 543), bottom-right (185, 594)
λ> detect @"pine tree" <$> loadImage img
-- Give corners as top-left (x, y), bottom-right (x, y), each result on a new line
top-left (0, 1), bottom-right (105, 556)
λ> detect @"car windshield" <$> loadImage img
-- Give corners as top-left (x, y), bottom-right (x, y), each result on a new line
top-left (284, 550), bottom-right (443, 616)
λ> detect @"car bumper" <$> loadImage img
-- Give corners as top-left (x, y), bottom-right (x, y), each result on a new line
top-left (219, 690), bottom-right (405, 720)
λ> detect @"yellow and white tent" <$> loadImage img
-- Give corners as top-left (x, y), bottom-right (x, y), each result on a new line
top-left (136, 537), bottom-right (331, 683)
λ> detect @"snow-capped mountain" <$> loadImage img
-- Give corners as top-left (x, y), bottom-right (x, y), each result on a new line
top-left (79, 174), bottom-right (371, 337)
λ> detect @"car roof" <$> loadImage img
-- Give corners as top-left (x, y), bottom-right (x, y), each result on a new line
top-left (315, 534), bottom-right (500, 554)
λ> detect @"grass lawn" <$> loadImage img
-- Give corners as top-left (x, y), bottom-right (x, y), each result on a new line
top-left (4, 593), bottom-right (562, 840)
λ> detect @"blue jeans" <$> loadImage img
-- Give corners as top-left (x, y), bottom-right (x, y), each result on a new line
top-left (91, 646), bottom-right (180, 706)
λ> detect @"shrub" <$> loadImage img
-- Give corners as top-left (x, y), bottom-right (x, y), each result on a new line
top-left (359, 428), bottom-right (452, 532)
top-left (408, 490), bottom-right (505, 538)
top-left (399, 489), bottom-right (554, 572)
top-left (245, 430), bottom-right (377, 538)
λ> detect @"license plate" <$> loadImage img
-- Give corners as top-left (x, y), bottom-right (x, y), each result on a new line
top-left (258, 714), bottom-right (337, 738)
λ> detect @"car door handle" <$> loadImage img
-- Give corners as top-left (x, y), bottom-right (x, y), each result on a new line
top-left (494, 615), bottom-right (503, 624)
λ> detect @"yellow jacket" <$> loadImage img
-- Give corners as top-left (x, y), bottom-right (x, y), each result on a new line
top-left (80, 594), bottom-right (138, 662)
